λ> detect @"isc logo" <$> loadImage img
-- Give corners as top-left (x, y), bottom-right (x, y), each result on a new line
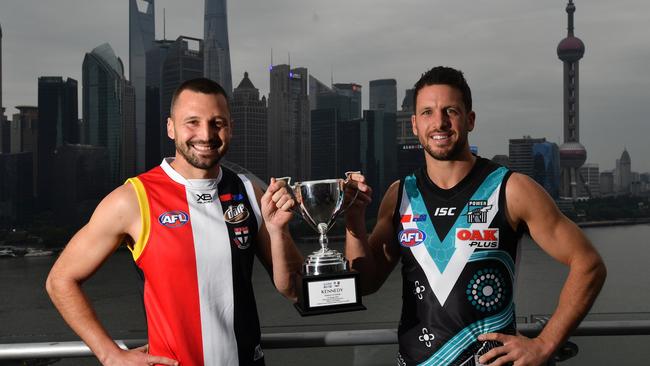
top-left (158, 210), bottom-right (189, 228)
top-left (433, 207), bottom-right (456, 216)
top-left (398, 229), bottom-right (426, 247)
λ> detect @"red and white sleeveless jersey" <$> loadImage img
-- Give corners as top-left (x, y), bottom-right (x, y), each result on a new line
top-left (126, 159), bottom-right (265, 366)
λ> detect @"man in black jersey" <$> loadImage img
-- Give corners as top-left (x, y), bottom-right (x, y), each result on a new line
top-left (344, 66), bottom-right (606, 366)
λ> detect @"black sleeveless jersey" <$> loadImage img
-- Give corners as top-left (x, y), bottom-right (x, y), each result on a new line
top-left (392, 157), bottom-right (523, 366)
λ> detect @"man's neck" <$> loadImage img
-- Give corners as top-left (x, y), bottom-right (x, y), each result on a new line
top-left (169, 156), bottom-right (221, 180)
top-left (424, 151), bottom-right (477, 190)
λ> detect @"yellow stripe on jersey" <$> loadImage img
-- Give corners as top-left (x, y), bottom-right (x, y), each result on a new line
top-left (126, 177), bottom-right (151, 262)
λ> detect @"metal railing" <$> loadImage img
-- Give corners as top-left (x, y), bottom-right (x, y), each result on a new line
top-left (1, 320), bottom-right (649, 362)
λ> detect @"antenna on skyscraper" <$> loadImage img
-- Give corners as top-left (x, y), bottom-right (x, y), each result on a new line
top-left (163, 8), bottom-right (166, 40)
top-left (288, 52), bottom-right (291, 67)
top-left (330, 65), bottom-right (334, 87)
top-left (270, 48), bottom-right (273, 70)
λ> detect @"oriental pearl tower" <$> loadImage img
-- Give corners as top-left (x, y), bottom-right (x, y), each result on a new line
top-left (557, 0), bottom-right (587, 199)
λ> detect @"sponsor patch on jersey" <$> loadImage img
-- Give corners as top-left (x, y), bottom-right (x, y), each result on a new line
top-left (219, 193), bottom-right (244, 202)
top-left (398, 228), bottom-right (426, 247)
top-left (253, 344), bottom-right (264, 361)
top-left (158, 210), bottom-right (189, 228)
top-left (455, 228), bottom-right (499, 248)
top-left (233, 226), bottom-right (251, 249)
top-left (224, 203), bottom-right (250, 224)
top-left (466, 200), bottom-right (493, 224)
top-left (433, 207), bottom-right (457, 216)
top-left (400, 214), bottom-right (428, 223)
top-left (195, 193), bottom-right (214, 204)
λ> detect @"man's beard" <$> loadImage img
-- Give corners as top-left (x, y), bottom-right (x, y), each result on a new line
top-left (175, 139), bottom-right (225, 170)
top-left (422, 133), bottom-right (468, 161)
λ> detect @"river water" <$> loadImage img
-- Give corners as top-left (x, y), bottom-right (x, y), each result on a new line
top-left (1, 224), bottom-right (649, 365)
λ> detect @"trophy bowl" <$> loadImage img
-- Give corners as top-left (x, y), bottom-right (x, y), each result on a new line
top-left (279, 174), bottom-right (366, 316)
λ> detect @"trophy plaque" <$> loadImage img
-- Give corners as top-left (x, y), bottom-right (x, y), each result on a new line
top-left (279, 174), bottom-right (366, 316)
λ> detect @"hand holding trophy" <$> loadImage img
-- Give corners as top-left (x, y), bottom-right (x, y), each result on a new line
top-left (278, 172), bottom-right (366, 316)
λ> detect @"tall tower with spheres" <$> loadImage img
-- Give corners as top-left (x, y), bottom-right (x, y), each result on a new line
top-left (557, 0), bottom-right (587, 199)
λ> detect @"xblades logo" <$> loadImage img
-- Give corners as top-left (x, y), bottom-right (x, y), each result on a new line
top-left (196, 193), bottom-right (213, 203)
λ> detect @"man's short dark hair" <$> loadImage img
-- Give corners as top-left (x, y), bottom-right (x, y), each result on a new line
top-left (413, 66), bottom-right (472, 113)
top-left (170, 77), bottom-right (230, 116)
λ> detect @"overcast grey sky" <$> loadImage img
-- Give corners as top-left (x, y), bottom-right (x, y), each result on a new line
top-left (1, 0), bottom-right (648, 172)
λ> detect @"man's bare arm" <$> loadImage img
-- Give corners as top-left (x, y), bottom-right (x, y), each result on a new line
top-left (46, 184), bottom-right (178, 366)
top-left (345, 178), bottom-right (401, 295)
top-left (479, 173), bottom-right (606, 366)
top-left (255, 178), bottom-right (304, 301)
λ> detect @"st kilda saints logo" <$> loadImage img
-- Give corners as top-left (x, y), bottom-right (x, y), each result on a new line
top-left (224, 203), bottom-right (249, 224)
top-left (233, 226), bottom-right (251, 249)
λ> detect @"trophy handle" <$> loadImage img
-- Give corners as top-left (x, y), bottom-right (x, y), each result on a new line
top-left (341, 171), bottom-right (361, 213)
top-left (276, 177), bottom-right (320, 232)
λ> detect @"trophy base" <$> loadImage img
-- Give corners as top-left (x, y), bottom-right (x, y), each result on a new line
top-left (294, 270), bottom-right (366, 316)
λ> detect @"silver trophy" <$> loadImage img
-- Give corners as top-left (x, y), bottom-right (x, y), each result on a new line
top-left (279, 173), bottom-right (366, 316)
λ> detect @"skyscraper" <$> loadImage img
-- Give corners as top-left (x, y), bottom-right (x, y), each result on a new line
top-left (396, 89), bottom-right (423, 177)
top-left (83, 43), bottom-right (136, 187)
top-left (557, 0), bottom-right (587, 199)
top-left (361, 109), bottom-right (397, 201)
top-left (38, 77), bottom-right (78, 209)
top-left (268, 64), bottom-right (310, 179)
top-left (38, 77), bottom-right (79, 146)
top-left (129, 0), bottom-right (155, 173)
top-left (10, 106), bottom-right (38, 154)
top-left (578, 163), bottom-right (600, 198)
top-left (229, 72), bottom-right (268, 180)
top-left (369, 79), bottom-right (397, 114)
top-left (145, 39), bottom-right (174, 169)
top-left (509, 136), bottom-right (547, 178)
top-left (333, 83), bottom-right (362, 119)
top-left (614, 148), bottom-right (631, 193)
top-left (309, 74), bottom-right (331, 110)
top-left (159, 36), bottom-right (204, 158)
top-left (1, 23), bottom-right (4, 118)
top-left (204, 0), bottom-right (232, 94)
top-left (0, 23), bottom-right (6, 145)
top-left (532, 141), bottom-right (561, 199)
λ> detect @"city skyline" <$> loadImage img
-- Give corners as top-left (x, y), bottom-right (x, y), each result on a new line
top-left (0, 0), bottom-right (648, 172)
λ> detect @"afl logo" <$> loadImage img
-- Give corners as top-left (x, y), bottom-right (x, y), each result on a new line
top-left (158, 210), bottom-right (189, 228)
top-left (399, 229), bottom-right (426, 247)
top-left (224, 203), bottom-right (250, 224)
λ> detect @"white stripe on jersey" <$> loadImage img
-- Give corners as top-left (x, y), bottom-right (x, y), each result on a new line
top-left (161, 160), bottom-right (239, 365)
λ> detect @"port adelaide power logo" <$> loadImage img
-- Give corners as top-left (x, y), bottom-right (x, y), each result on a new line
top-left (465, 200), bottom-right (493, 224)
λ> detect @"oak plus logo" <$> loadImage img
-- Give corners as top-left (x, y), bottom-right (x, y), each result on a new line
top-left (455, 228), bottom-right (499, 249)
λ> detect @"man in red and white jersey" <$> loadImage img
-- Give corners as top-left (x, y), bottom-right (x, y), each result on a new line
top-left (46, 78), bottom-right (303, 366)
